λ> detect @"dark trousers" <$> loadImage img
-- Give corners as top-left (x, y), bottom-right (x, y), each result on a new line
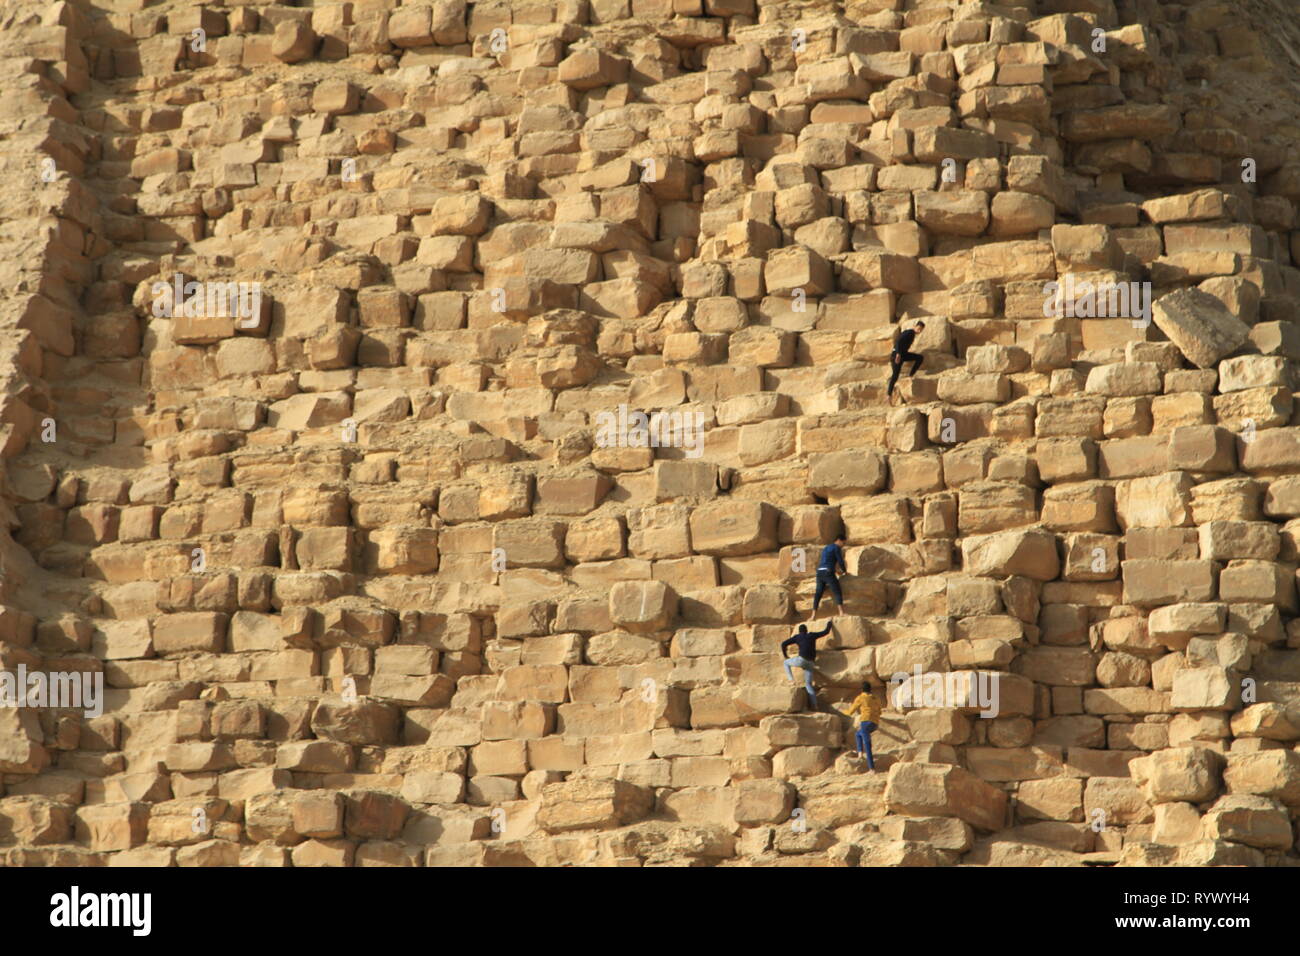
top-left (887, 350), bottom-right (923, 395)
top-left (813, 569), bottom-right (842, 611)
top-left (856, 721), bottom-right (877, 769)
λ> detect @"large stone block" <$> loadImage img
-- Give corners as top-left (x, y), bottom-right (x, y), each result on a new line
top-left (1168, 425), bottom-right (1236, 473)
top-left (1223, 751), bottom-right (1300, 806)
top-left (688, 501), bottom-right (779, 556)
top-left (536, 779), bottom-right (654, 832)
top-left (1170, 667), bottom-right (1237, 712)
top-left (884, 762), bottom-right (1008, 830)
top-left (807, 450), bottom-right (886, 498)
top-left (1130, 747), bottom-right (1223, 804)
top-left (1150, 288), bottom-right (1250, 369)
top-left (962, 529), bottom-right (1060, 580)
top-left (153, 612), bottom-right (227, 655)
top-left (493, 520), bottom-right (566, 568)
top-left (1115, 473), bottom-right (1193, 529)
top-left (1241, 427), bottom-right (1300, 476)
top-left (1083, 776), bottom-right (1152, 826)
top-left (1122, 560), bottom-right (1216, 606)
top-left (1200, 794), bottom-right (1293, 849)
top-left (310, 699), bottom-right (401, 745)
top-left (1198, 521), bottom-right (1279, 561)
top-left (0, 796), bottom-right (73, 846)
top-left (370, 526), bottom-right (439, 574)
top-left (608, 580), bottom-right (678, 632)
top-left (733, 779), bottom-right (796, 826)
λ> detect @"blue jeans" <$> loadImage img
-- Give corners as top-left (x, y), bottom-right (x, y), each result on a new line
top-left (856, 721), bottom-right (876, 769)
top-left (813, 569), bottom-right (843, 611)
top-left (783, 656), bottom-right (819, 709)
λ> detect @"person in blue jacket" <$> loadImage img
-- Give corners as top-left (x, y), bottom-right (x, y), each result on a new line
top-left (813, 534), bottom-right (847, 616)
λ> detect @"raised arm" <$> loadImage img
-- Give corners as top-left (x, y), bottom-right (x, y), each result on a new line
top-left (808, 624), bottom-right (832, 640)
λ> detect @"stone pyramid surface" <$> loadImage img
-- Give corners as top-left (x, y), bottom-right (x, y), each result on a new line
top-left (1, 0), bottom-right (1300, 866)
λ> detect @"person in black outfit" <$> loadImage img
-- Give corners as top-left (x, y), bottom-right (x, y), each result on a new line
top-left (780, 622), bottom-right (833, 710)
top-left (887, 320), bottom-right (925, 401)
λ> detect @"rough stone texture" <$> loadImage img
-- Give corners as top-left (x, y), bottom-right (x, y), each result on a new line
top-left (0, 0), bottom-right (1298, 871)
top-left (1151, 289), bottom-right (1251, 370)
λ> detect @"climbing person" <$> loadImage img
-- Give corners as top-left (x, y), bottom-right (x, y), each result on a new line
top-left (812, 533), bottom-right (847, 617)
top-left (839, 682), bottom-right (882, 771)
top-left (886, 320), bottom-right (925, 403)
top-left (780, 621), bottom-right (833, 711)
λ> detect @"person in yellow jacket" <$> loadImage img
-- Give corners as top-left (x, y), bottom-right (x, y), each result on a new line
top-left (840, 682), bottom-right (881, 771)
